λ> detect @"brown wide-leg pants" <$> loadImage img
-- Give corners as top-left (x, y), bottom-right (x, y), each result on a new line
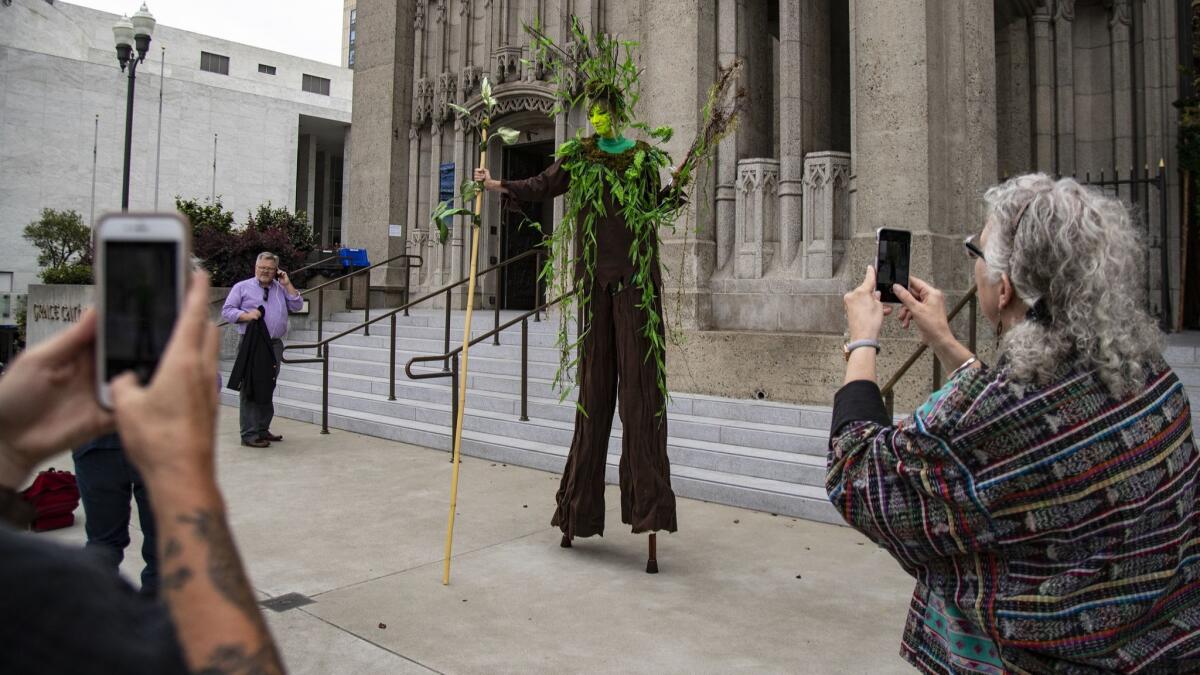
top-left (551, 280), bottom-right (678, 538)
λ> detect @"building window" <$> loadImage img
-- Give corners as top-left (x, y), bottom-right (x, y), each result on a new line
top-left (350, 8), bottom-right (356, 23)
top-left (348, 49), bottom-right (355, 68)
top-left (349, 28), bottom-right (356, 45)
top-left (258, 63), bottom-right (276, 75)
top-left (200, 51), bottom-right (229, 75)
top-left (302, 74), bottom-right (331, 96)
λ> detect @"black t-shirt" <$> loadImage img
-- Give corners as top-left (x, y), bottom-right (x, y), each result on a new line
top-left (0, 525), bottom-right (187, 674)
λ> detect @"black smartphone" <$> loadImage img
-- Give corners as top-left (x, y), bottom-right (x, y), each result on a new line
top-left (875, 227), bottom-right (911, 303)
top-left (94, 213), bottom-right (190, 407)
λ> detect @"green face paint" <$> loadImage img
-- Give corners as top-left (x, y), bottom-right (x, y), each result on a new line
top-left (589, 104), bottom-right (615, 138)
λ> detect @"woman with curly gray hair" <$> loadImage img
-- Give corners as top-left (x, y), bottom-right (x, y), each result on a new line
top-left (831, 174), bottom-right (1199, 674)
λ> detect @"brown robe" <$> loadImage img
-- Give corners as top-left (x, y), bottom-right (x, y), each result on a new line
top-left (501, 140), bottom-right (678, 537)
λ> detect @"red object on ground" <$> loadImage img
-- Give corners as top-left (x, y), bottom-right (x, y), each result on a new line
top-left (21, 468), bottom-right (80, 532)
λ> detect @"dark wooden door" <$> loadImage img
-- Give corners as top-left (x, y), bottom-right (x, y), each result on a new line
top-left (500, 141), bottom-right (554, 310)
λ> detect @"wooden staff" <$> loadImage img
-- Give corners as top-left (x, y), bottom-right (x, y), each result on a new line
top-left (443, 127), bottom-right (488, 585)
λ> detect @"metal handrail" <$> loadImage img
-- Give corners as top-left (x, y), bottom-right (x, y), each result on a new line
top-left (879, 284), bottom-right (978, 418)
top-left (406, 290), bottom-right (575, 433)
top-left (280, 247), bottom-right (548, 433)
top-left (215, 251), bottom-right (424, 335)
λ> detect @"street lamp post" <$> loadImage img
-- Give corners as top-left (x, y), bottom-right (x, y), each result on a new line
top-left (112, 4), bottom-right (156, 211)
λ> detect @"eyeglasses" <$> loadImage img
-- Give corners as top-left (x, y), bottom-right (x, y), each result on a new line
top-left (256, 266), bottom-right (278, 273)
top-left (964, 235), bottom-right (985, 261)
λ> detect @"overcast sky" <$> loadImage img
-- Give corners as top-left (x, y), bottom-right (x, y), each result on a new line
top-left (68, 0), bottom-right (345, 65)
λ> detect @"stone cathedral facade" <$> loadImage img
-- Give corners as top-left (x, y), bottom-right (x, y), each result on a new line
top-left (346, 0), bottom-right (1187, 404)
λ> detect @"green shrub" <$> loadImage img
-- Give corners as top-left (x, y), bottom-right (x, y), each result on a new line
top-left (23, 209), bottom-right (93, 283)
top-left (41, 264), bottom-right (94, 285)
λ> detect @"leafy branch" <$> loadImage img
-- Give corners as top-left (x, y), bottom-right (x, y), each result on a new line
top-left (429, 77), bottom-right (523, 244)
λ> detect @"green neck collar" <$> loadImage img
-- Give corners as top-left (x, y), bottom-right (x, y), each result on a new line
top-left (597, 135), bottom-right (635, 154)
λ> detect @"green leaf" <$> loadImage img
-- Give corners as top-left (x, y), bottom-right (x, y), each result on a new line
top-left (480, 77), bottom-right (496, 110)
top-left (441, 207), bottom-right (477, 219)
top-left (436, 218), bottom-right (449, 244)
top-left (650, 125), bottom-right (674, 142)
top-left (493, 126), bottom-right (521, 145)
top-left (460, 178), bottom-right (482, 203)
top-left (447, 102), bottom-right (472, 119)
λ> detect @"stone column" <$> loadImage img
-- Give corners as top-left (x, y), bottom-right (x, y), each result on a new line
top-left (296, 134), bottom-right (316, 221)
top-left (1053, 0), bottom-right (1075, 175)
top-left (1030, 4), bottom-right (1055, 172)
top-left (849, 0), bottom-right (996, 291)
top-left (803, 152), bottom-right (851, 277)
top-left (347, 0), bottom-right (417, 285)
top-left (638, 0), bottom-right (718, 329)
top-left (339, 125), bottom-right (352, 249)
top-left (734, 159), bottom-right (779, 279)
top-left (995, 15), bottom-right (1033, 176)
top-left (779, 0), bottom-right (832, 275)
top-left (714, 0), bottom-right (737, 277)
top-left (1109, 0), bottom-right (1134, 171)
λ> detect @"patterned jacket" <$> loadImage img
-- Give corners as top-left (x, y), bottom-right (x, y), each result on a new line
top-left (828, 357), bottom-right (1199, 673)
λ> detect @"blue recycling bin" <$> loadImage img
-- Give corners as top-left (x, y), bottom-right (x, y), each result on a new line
top-left (338, 247), bottom-right (370, 270)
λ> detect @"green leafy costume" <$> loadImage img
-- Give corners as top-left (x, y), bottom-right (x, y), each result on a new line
top-left (502, 131), bottom-right (682, 538)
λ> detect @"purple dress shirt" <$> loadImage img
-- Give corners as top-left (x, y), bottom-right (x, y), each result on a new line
top-left (221, 278), bottom-right (303, 339)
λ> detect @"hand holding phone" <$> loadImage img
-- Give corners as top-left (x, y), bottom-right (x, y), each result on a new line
top-left (94, 213), bottom-right (191, 408)
top-left (875, 228), bottom-right (912, 303)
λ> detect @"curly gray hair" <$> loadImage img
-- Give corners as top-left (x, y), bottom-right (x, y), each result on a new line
top-left (981, 173), bottom-right (1163, 396)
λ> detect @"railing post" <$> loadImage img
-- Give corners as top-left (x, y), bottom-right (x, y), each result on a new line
top-left (404, 255), bottom-right (411, 317)
top-left (389, 313), bottom-right (397, 401)
top-left (443, 291), bottom-right (452, 372)
top-left (493, 291), bottom-right (501, 345)
top-left (534, 253), bottom-right (542, 323)
top-left (363, 271), bottom-right (371, 336)
top-left (1158, 161), bottom-right (1172, 330)
top-left (321, 348), bottom-right (330, 434)
top-left (450, 354), bottom-right (460, 461)
top-left (520, 318), bottom-right (529, 421)
top-left (316, 287), bottom-right (324, 357)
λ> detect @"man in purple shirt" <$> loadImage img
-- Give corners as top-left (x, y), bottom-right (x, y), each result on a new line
top-left (221, 252), bottom-right (303, 447)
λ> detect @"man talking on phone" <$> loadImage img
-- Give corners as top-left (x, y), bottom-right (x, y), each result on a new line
top-left (221, 252), bottom-right (302, 448)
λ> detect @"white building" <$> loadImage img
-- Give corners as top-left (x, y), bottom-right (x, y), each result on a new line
top-left (0, 0), bottom-right (353, 294)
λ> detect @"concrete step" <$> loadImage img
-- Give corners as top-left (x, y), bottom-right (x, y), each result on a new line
top-left (222, 368), bottom-right (832, 463)
top-left (234, 359), bottom-right (837, 436)
top-left (218, 390), bottom-right (840, 524)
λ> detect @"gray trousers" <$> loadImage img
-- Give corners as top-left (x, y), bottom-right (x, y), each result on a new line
top-left (239, 339), bottom-right (284, 442)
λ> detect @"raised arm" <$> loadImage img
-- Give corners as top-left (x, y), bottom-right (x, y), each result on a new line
top-left (475, 159), bottom-right (570, 202)
top-left (113, 272), bottom-right (283, 675)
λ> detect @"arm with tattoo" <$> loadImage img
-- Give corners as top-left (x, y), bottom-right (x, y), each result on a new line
top-left (150, 485), bottom-right (282, 675)
top-left (112, 272), bottom-right (284, 674)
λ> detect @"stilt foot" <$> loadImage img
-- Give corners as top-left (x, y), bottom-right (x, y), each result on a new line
top-left (560, 534), bottom-right (572, 548)
top-left (646, 533), bottom-right (658, 574)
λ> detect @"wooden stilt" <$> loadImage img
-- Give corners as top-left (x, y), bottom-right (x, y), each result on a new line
top-left (645, 533), bottom-right (658, 574)
top-left (560, 533), bottom-right (572, 548)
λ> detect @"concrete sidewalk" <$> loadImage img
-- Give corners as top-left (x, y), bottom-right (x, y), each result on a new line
top-left (44, 406), bottom-right (915, 674)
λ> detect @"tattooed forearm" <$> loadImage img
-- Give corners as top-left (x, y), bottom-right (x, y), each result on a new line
top-left (177, 510), bottom-right (262, 624)
top-left (160, 565), bottom-right (194, 592)
top-left (159, 537), bottom-right (194, 592)
top-left (195, 643), bottom-right (283, 675)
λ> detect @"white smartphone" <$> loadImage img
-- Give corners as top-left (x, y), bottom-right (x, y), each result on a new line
top-left (94, 212), bottom-right (191, 408)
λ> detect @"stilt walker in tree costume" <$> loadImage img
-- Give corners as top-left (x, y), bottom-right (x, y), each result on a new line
top-left (472, 19), bottom-right (744, 573)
